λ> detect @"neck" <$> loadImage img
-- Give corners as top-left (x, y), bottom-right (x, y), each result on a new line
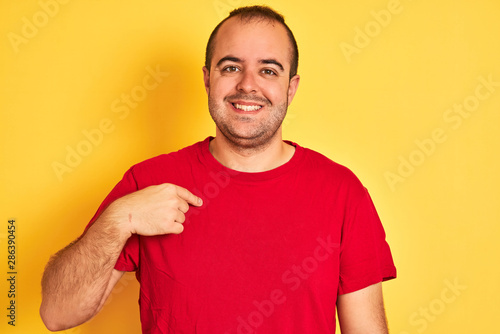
top-left (209, 130), bottom-right (295, 172)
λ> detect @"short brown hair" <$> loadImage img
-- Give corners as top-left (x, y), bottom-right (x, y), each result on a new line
top-left (205, 5), bottom-right (299, 79)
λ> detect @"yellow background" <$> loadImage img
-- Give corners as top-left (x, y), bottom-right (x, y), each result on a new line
top-left (1, 0), bottom-right (499, 333)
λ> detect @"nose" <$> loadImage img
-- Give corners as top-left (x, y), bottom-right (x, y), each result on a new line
top-left (236, 70), bottom-right (258, 94)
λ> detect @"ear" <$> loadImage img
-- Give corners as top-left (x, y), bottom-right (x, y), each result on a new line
top-left (202, 66), bottom-right (210, 95)
top-left (287, 74), bottom-right (300, 106)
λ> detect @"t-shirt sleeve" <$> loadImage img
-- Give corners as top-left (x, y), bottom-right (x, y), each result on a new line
top-left (338, 187), bottom-right (396, 295)
top-left (84, 167), bottom-right (140, 272)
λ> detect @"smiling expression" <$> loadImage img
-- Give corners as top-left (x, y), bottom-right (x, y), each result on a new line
top-left (203, 16), bottom-right (300, 149)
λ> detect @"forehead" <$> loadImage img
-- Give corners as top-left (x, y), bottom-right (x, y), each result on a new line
top-left (213, 17), bottom-right (292, 67)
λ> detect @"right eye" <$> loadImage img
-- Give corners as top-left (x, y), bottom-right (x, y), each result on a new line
top-left (222, 66), bottom-right (240, 73)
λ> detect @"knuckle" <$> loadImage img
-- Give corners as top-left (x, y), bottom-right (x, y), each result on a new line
top-left (179, 202), bottom-right (189, 212)
top-left (162, 183), bottom-right (175, 192)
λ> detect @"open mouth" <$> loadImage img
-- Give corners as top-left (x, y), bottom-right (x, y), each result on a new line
top-left (231, 103), bottom-right (263, 112)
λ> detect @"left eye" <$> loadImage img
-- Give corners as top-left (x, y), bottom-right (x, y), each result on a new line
top-left (262, 69), bottom-right (276, 76)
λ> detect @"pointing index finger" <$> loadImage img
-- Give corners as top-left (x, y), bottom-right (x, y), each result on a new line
top-left (175, 185), bottom-right (203, 207)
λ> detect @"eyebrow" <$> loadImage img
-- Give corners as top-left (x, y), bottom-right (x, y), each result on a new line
top-left (216, 56), bottom-right (241, 67)
top-left (260, 59), bottom-right (284, 72)
top-left (216, 56), bottom-right (285, 72)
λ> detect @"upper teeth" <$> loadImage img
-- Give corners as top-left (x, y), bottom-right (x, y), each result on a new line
top-left (234, 103), bottom-right (262, 111)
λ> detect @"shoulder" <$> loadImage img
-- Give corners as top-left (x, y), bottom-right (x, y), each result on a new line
top-left (299, 144), bottom-right (363, 186)
top-left (131, 139), bottom-right (203, 172)
top-left (292, 143), bottom-right (370, 203)
top-left (122, 138), bottom-right (207, 186)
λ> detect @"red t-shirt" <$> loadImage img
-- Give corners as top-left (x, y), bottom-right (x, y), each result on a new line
top-left (87, 137), bottom-right (396, 333)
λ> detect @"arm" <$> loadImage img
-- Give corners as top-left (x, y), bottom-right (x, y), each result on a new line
top-left (40, 212), bottom-right (129, 331)
top-left (337, 282), bottom-right (389, 334)
top-left (40, 184), bottom-right (202, 331)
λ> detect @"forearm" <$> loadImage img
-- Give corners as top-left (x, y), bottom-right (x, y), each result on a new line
top-left (40, 207), bottom-right (130, 331)
top-left (40, 183), bottom-right (202, 331)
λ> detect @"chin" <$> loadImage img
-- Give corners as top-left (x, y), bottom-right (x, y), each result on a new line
top-left (222, 127), bottom-right (282, 150)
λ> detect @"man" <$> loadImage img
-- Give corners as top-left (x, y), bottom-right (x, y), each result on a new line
top-left (40, 5), bottom-right (396, 333)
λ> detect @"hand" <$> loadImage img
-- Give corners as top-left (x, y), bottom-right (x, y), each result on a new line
top-left (106, 183), bottom-right (203, 237)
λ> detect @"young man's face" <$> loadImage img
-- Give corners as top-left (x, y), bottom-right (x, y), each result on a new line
top-left (203, 16), bottom-right (300, 149)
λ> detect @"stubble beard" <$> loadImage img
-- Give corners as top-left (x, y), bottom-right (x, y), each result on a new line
top-left (208, 94), bottom-right (289, 152)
